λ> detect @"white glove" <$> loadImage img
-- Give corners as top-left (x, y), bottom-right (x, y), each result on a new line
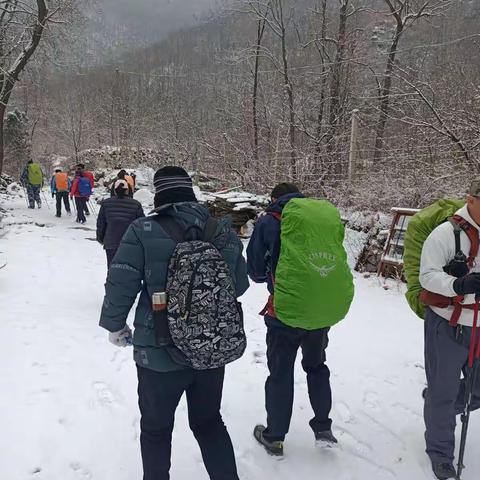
top-left (108, 325), bottom-right (132, 347)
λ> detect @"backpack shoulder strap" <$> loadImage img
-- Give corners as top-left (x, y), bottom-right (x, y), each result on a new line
top-left (450, 215), bottom-right (480, 267)
top-left (203, 216), bottom-right (219, 243)
top-left (448, 217), bottom-right (463, 256)
top-left (267, 211), bottom-right (282, 221)
top-left (154, 215), bottom-right (185, 243)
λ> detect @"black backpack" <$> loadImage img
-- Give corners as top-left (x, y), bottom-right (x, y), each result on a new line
top-left (158, 215), bottom-right (246, 370)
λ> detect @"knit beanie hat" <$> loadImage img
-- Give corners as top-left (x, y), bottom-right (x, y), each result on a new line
top-left (153, 166), bottom-right (197, 208)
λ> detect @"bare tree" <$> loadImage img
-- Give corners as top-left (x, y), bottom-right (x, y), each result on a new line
top-left (373, 0), bottom-right (452, 163)
top-left (0, 1), bottom-right (49, 175)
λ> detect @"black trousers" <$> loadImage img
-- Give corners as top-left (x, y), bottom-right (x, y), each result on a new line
top-left (55, 191), bottom-right (70, 216)
top-left (137, 365), bottom-right (239, 480)
top-left (74, 197), bottom-right (87, 222)
top-left (263, 320), bottom-right (332, 442)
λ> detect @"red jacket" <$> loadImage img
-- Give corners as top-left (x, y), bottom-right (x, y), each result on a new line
top-left (83, 171), bottom-right (94, 187)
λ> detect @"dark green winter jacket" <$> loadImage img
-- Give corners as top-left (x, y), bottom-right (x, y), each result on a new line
top-left (99, 202), bottom-right (250, 372)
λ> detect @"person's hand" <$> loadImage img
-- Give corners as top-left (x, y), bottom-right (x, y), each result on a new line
top-left (453, 273), bottom-right (480, 296)
top-left (108, 325), bottom-right (132, 347)
top-left (51, 193), bottom-right (55, 198)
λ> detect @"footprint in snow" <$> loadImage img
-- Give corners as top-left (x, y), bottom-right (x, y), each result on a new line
top-left (335, 401), bottom-right (354, 424)
top-left (92, 381), bottom-right (116, 407)
top-left (70, 462), bottom-right (93, 479)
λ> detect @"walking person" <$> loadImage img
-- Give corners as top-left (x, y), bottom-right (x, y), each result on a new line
top-left (96, 179), bottom-right (144, 267)
top-left (417, 180), bottom-right (480, 480)
top-left (20, 159), bottom-right (44, 209)
top-left (75, 163), bottom-right (94, 215)
top-left (50, 168), bottom-right (71, 217)
top-left (99, 166), bottom-right (249, 480)
top-left (247, 183), bottom-right (354, 457)
top-left (110, 169), bottom-right (134, 197)
top-left (70, 170), bottom-right (92, 224)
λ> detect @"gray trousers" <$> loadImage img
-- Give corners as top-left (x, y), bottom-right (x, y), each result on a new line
top-left (27, 184), bottom-right (41, 208)
top-left (424, 308), bottom-right (480, 463)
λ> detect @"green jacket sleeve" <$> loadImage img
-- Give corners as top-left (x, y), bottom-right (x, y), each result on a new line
top-left (99, 223), bottom-right (144, 332)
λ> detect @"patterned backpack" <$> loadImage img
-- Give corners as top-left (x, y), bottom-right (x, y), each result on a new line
top-left (161, 216), bottom-right (246, 370)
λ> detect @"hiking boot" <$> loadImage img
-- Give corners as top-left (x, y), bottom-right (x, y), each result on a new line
top-left (431, 462), bottom-right (456, 480)
top-left (85, 210), bottom-right (90, 216)
top-left (55, 214), bottom-right (61, 218)
top-left (253, 425), bottom-right (283, 457)
top-left (314, 430), bottom-right (338, 448)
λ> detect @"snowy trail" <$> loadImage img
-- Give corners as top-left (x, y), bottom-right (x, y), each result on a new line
top-left (1, 194), bottom-right (479, 480)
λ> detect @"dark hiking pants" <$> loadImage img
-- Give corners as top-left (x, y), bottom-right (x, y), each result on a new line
top-left (75, 197), bottom-right (87, 222)
top-left (263, 319), bottom-right (332, 442)
top-left (27, 184), bottom-right (41, 208)
top-left (137, 365), bottom-right (239, 480)
top-left (424, 308), bottom-right (480, 463)
top-left (55, 191), bottom-right (70, 216)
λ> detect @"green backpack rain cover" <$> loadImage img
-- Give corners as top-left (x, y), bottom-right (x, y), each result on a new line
top-left (403, 199), bottom-right (464, 319)
top-left (274, 198), bottom-right (354, 329)
top-left (27, 163), bottom-right (43, 185)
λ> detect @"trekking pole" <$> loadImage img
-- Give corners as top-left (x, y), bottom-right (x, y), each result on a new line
top-left (41, 189), bottom-right (50, 210)
top-left (456, 296), bottom-right (480, 479)
top-left (88, 199), bottom-right (97, 217)
top-left (21, 185), bottom-right (29, 207)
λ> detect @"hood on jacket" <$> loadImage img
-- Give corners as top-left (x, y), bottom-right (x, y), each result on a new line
top-left (266, 192), bottom-right (305, 214)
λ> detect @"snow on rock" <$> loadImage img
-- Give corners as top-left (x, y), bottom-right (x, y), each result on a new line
top-left (134, 188), bottom-right (154, 208)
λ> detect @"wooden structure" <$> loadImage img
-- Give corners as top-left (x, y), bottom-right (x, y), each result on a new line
top-left (377, 207), bottom-right (420, 278)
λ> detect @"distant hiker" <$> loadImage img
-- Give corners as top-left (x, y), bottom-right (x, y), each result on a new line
top-left (20, 160), bottom-right (44, 209)
top-left (97, 179), bottom-right (144, 267)
top-left (50, 168), bottom-right (71, 217)
top-left (110, 169), bottom-right (134, 197)
top-left (76, 163), bottom-right (95, 215)
top-left (405, 180), bottom-right (480, 480)
top-left (70, 170), bottom-right (92, 224)
top-left (247, 183), bottom-right (354, 457)
top-left (99, 166), bottom-right (249, 480)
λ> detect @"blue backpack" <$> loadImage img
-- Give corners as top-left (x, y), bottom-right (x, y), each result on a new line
top-left (78, 177), bottom-right (92, 197)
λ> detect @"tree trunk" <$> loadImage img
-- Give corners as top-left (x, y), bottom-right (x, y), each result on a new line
top-left (278, 3), bottom-right (297, 180)
top-left (0, 105), bottom-right (5, 176)
top-left (253, 14), bottom-right (267, 163)
top-left (327, 1), bottom-right (348, 140)
top-left (373, 10), bottom-right (404, 163)
top-left (315, 0), bottom-right (328, 160)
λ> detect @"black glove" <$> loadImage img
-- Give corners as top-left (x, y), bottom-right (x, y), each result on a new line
top-left (51, 193), bottom-right (55, 198)
top-left (453, 273), bottom-right (480, 295)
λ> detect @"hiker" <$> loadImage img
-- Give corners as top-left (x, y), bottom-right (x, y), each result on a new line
top-left (246, 183), bottom-right (353, 457)
top-left (99, 166), bottom-right (249, 480)
top-left (20, 160), bottom-right (44, 209)
top-left (70, 170), bottom-right (92, 224)
top-left (96, 179), bottom-right (144, 267)
top-left (418, 181), bottom-right (480, 480)
top-left (50, 168), bottom-right (71, 217)
top-left (76, 164), bottom-right (95, 215)
top-left (110, 169), bottom-right (134, 197)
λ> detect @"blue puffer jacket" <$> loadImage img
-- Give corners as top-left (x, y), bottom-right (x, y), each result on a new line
top-left (99, 202), bottom-right (249, 372)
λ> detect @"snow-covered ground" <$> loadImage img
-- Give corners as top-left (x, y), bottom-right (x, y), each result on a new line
top-left (0, 192), bottom-right (479, 480)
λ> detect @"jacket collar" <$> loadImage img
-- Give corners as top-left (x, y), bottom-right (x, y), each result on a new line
top-left (457, 204), bottom-right (480, 232)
